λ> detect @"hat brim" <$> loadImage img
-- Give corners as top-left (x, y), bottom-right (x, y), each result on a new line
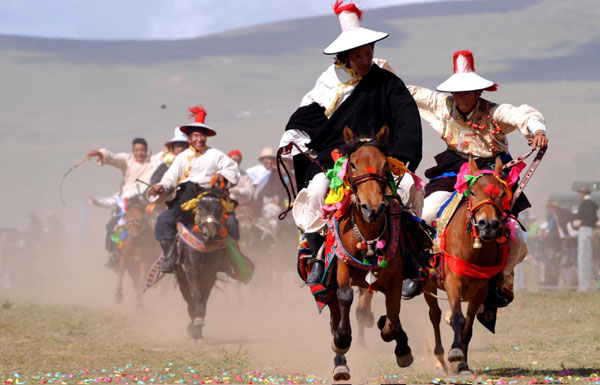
top-left (180, 123), bottom-right (216, 136)
top-left (436, 72), bottom-right (496, 92)
top-left (165, 139), bottom-right (188, 147)
top-left (323, 28), bottom-right (388, 55)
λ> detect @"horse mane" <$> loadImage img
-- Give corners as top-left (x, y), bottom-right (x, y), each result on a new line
top-left (339, 138), bottom-right (389, 157)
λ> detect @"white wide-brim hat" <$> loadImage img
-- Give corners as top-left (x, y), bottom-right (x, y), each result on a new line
top-left (165, 126), bottom-right (188, 146)
top-left (258, 147), bottom-right (276, 160)
top-left (436, 50), bottom-right (497, 93)
top-left (323, 2), bottom-right (388, 55)
top-left (324, 27), bottom-right (388, 55)
top-left (180, 105), bottom-right (217, 136)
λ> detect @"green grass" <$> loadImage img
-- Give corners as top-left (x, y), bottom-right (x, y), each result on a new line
top-left (1, 293), bottom-right (599, 384)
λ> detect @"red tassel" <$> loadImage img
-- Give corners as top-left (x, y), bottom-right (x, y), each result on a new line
top-left (188, 105), bottom-right (207, 124)
top-left (333, 0), bottom-right (363, 19)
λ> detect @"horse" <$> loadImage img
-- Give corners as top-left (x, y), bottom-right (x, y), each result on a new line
top-left (323, 125), bottom-right (413, 381)
top-left (423, 156), bottom-right (511, 376)
top-left (174, 186), bottom-right (237, 340)
top-left (115, 201), bottom-right (160, 307)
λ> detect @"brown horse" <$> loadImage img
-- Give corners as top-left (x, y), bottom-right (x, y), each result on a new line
top-left (424, 157), bottom-right (510, 376)
top-left (115, 203), bottom-right (159, 307)
top-left (326, 126), bottom-right (412, 381)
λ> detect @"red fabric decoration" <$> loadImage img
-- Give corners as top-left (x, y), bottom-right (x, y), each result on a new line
top-left (228, 149), bottom-right (242, 158)
top-left (453, 50), bottom-right (475, 73)
top-left (483, 183), bottom-right (502, 197)
top-left (440, 227), bottom-right (508, 279)
top-left (188, 106), bottom-right (207, 124)
top-left (333, 0), bottom-right (363, 20)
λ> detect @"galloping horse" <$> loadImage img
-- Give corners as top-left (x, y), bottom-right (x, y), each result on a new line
top-left (115, 201), bottom-right (159, 307)
top-left (175, 186), bottom-right (237, 340)
top-left (423, 157), bottom-right (512, 376)
top-left (325, 126), bottom-right (413, 381)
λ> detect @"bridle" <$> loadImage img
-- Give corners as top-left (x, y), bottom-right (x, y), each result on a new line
top-left (465, 176), bottom-right (510, 243)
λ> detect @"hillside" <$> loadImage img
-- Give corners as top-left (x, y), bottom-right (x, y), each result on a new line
top-left (1, 0), bottom-right (599, 230)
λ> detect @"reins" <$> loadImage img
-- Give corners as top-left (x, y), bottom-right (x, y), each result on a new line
top-left (276, 143), bottom-right (326, 220)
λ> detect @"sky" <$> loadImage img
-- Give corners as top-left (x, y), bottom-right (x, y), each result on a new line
top-left (0, 0), bottom-right (447, 40)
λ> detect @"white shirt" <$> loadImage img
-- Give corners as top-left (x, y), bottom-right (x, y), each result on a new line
top-left (159, 147), bottom-right (240, 195)
top-left (98, 149), bottom-right (164, 199)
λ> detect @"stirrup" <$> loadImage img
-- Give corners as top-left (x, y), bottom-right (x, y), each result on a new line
top-left (401, 278), bottom-right (425, 300)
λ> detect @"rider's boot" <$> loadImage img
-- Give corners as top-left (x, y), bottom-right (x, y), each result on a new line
top-left (401, 252), bottom-right (427, 300)
top-left (159, 239), bottom-right (178, 273)
top-left (104, 253), bottom-right (118, 269)
top-left (305, 232), bottom-right (325, 286)
top-left (484, 273), bottom-right (510, 308)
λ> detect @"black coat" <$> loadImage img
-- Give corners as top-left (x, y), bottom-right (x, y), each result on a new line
top-left (285, 64), bottom-right (422, 189)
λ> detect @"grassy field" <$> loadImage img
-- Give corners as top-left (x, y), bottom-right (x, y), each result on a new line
top-left (1, 291), bottom-right (599, 384)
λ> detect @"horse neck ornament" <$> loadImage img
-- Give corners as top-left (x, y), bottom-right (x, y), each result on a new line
top-left (454, 157), bottom-right (517, 248)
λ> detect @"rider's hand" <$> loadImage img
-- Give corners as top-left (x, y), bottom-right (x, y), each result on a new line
top-left (88, 197), bottom-right (99, 205)
top-left (215, 174), bottom-right (226, 185)
top-left (280, 143), bottom-right (292, 155)
top-left (531, 131), bottom-right (548, 149)
top-left (85, 150), bottom-right (102, 161)
top-left (151, 184), bottom-right (165, 196)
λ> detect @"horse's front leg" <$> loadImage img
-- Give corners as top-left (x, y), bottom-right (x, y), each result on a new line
top-left (378, 270), bottom-right (413, 368)
top-left (183, 253), bottom-right (205, 340)
top-left (445, 276), bottom-right (466, 368)
top-left (331, 262), bottom-right (353, 381)
top-left (355, 288), bottom-right (374, 347)
top-left (115, 258), bottom-right (125, 304)
top-left (456, 292), bottom-right (485, 376)
top-left (424, 283), bottom-right (448, 375)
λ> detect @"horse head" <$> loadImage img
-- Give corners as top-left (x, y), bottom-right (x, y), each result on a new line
top-left (343, 125), bottom-right (390, 223)
top-left (123, 201), bottom-right (149, 238)
top-left (194, 190), bottom-right (225, 244)
top-left (465, 156), bottom-right (509, 241)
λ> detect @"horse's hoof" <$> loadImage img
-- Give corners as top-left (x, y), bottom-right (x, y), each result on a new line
top-left (187, 324), bottom-right (203, 340)
top-left (192, 317), bottom-right (205, 327)
top-left (332, 365), bottom-right (351, 382)
top-left (447, 348), bottom-right (464, 362)
top-left (115, 296), bottom-right (124, 304)
top-left (396, 352), bottom-right (414, 368)
top-left (331, 341), bottom-right (350, 355)
top-left (458, 369), bottom-right (474, 377)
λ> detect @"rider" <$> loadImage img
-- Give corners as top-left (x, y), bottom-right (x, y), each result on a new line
top-left (149, 106), bottom-right (241, 273)
top-left (227, 149), bottom-right (255, 203)
top-left (407, 50), bottom-right (549, 306)
top-left (86, 137), bottom-right (164, 267)
top-left (279, 1), bottom-right (423, 287)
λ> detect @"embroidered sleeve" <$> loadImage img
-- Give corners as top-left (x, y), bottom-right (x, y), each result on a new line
top-left (98, 149), bottom-right (128, 172)
top-left (406, 85), bottom-right (448, 135)
top-left (492, 103), bottom-right (546, 139)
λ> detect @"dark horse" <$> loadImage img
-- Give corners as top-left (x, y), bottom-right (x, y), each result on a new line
top-left (175, 186), bottom-right (236, 340)
top-left (424, 157), bottom-right (511, 376)
top-left (115, 200), bottom-right (160, 307)
top-left (326, 126), bottom-right (413, 381)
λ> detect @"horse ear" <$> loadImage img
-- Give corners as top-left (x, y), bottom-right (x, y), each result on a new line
top-left (494, 156), bottom-right (503, 175)
top-left (343, 126), bottom-right (355, 143)
top-left (375, 124), bottom-right (389, 142)
top-left (468, 155), bottom-right (479, 174)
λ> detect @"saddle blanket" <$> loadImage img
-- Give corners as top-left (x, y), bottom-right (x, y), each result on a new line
top-left (432, 191), bottom-right (463, 254)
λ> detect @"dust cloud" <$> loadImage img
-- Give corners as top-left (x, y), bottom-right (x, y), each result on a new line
top-left (0, 208), bottom-right (471, 381)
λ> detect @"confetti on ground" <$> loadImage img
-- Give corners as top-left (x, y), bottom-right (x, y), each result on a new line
top-left (2, 367), bottom-right (600, 385)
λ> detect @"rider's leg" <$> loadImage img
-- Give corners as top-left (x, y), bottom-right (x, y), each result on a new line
top-left (155, 208), bottom-right (179, 273)
top-left (500, 220), bottom-right (528, 305)
top-left (402, 191), bottom-right (451, 299)
top-left (225, 212), bottom-right (240, 241)
top-left (104, 215), bottom-right (121, 268)
top-left (292, 172), bottom-right (330, 286)
top-left (421, 191), bottom-right (453, 226)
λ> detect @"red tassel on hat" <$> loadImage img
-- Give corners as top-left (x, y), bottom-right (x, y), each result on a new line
top-left (453, 50), bottom-right (475, 74)
top-left (333, 0), bottom-right (363, 20)
top-left (188, 106), bottom-right (207, 124)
